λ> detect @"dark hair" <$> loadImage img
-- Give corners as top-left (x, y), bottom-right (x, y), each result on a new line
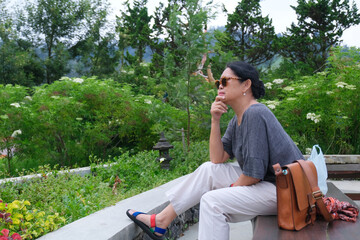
top-left (226, 61), bottom-right (265, 99)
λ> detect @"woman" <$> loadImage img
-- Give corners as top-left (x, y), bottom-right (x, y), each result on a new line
top-left (127, 61), bottom-right (304, 240)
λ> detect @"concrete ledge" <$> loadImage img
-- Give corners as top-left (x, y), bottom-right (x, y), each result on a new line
top-left (324, 155), bottom-right (360, 164)
top-left (302, 155), bottom-right (360, 164)
top-left (38, 174), bottom-right (189, 240)
top-left (0, 167), bottom-right (92, 185)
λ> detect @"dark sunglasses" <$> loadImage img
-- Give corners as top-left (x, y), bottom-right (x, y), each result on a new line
top-left (215, 77), bottom-right (240, 89)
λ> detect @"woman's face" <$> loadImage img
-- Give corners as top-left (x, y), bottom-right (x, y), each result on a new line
top-left (217, 67), bottom-right (244, 104)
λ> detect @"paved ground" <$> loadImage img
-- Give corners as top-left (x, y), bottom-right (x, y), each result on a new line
top-left (178, 180), bottom-right (360, 240)
top-left (178, 221), bottom-right (253, 240)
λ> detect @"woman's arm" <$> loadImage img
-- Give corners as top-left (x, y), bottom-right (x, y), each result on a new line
top-left (209, 96), bottom-right (229, 164)
top-left (232, 174), bottom-right (260, 186)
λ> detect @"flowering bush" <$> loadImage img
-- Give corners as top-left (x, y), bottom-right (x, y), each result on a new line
top-left (262, 46), bottom-right (360, 154)
top-left (0, 78), bottom-right (187, 176)
top-left (0, 199), bottom-right (65, 240)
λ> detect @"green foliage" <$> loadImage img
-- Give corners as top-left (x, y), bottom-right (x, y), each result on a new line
top-left (279, 0), bottom-right (360, 72)
top-left (0, 77), bottom-right (187, 176)
top-left (90, 141), bottom-right (210, 194)
top-left (24, 0), bottom-right (110, 84)
top-left (0, 199), bottom-right (65, 239)
top-left (1, 141), bottom-right (210, 239)
top-left (0, 2), bottom-right (44, 87)
top-left (262, 46), bottom-right (360, 154)
top-left (116, 0), bottom-right (152, 66)
top-left (0, 84), bottom-right (30, 175)
top-left (216, 0), bottom-right (277, 66)
top-left (70, 0), bottom-right (117, 78)
top-left (162, 0), bottom-right (214, 147)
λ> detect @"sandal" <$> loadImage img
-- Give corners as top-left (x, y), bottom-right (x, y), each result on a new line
top-left (126, 209), bottom-right (166, 240)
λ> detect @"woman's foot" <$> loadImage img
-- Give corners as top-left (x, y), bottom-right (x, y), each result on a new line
top-left (126, 209), bottom-right (167, 239)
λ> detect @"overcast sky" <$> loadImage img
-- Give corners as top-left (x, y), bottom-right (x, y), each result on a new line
top-left (109, 0), bottom-right (360, 47)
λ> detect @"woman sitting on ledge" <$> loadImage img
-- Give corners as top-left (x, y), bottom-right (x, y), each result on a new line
top-left (126, 61), bottom-right (304, 240)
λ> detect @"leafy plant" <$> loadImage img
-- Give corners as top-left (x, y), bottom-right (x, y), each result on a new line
top-left (262, 46), bottom-right (360, 154)
top-left (0, 199), bottom-right (65, 240)
top-left (0, 228), bottom-right (21, 240)
top-left (1, 140), bottom-right (210, 239)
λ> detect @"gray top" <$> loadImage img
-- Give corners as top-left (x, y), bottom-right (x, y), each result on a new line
top-left (222, 103), bottom-right (304, 183)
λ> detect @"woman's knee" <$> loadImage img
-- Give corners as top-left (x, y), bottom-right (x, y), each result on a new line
top-left (200, 190), bottom-right (219, 211)
top-left (198, 161), bottom-right (217, 173)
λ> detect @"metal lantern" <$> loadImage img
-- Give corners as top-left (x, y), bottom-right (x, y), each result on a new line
top-left (153, 132), bottom-right (174, 169)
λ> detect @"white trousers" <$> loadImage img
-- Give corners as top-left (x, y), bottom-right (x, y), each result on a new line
top-left (166, 162), bottom-right (277, 240)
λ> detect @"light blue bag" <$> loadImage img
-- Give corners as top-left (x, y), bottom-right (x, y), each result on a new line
top-left (308, 145), bottom-right (328, 195)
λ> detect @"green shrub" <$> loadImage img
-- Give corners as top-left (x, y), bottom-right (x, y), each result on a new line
top-left (1, 140), bottom-right (210, 239)
top-left (0, 77), bottom-right (187, 176)
top-left (0, 199), bottom-right (65, 239)
top-left (90, 141), bottom-right (210, 196)
top-left (262, 46), bottom-right (360, 154)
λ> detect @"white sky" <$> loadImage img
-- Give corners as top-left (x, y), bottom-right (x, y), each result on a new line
top-left (110, 0), bottom-right (360, 47)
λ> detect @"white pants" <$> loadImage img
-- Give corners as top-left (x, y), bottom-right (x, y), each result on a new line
top-left (166, 162), bottom-right (277, 240)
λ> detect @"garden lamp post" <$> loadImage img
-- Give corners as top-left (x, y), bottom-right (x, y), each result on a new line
top-left (153, 132), bottom-right (174, 169)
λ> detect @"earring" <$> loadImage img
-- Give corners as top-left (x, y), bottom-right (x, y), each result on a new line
top-left (243, 92), bottom-right (246, 96)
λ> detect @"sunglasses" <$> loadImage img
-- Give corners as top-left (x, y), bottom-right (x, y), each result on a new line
top-left (215, 77), bottom-right (240, 89)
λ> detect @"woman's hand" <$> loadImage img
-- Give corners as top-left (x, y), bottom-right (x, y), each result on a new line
top-left (231, 174), bottom-right (260, 187)
top-left (210, 96), bottom-right (228, 122)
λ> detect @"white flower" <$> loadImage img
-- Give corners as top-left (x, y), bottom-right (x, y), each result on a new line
top-left (72, 78), bottom-right (84, 84)
top-left (294, 142), bottom-right (299, 146)
top-left (24, 96), bottom-right (32, 101)
top-left (159, 157), bottom-right (166, 163)
top-left (283, 86), bottom-right (295, 91)
top-left (60, 77), bottom-right (70, 81)
top-left (306, 113), bottom-right (315, 119)
top-left (143, 76), bottom-right (148, 79)
top-left (306, 112), bottom-right (321, 123)
top-left (51, 96), bottom-right (60, 99)
top-left (128, 70), bottom-right (135, 74)
top-left (326, 91), bottom-right (333, 95)
top-left (76, 118), bottom-right (83, 121)
top-left (264, 82), bottom-right (272, 89)
top-left (287, 97), bottom-right (296, 101)
top-left (265, 100), bottom-right (280, 109)
top-left (305, 148), bottom-right (312, 155)
top-left (11, 129), bottom-right (22, 137)
top-left (10, 103), bottom-right (21, 108)
top-left (268, 104), bottom-right (276, 109)
top-left (144, 99), bottom-right (152, 104)
top-left (273, 79), bottom-right (284, 84)
top-left (336, 82), bottom-right (347, 88)
top-left (345, 84), bottom-right (356, 90)
top-left (121, 69), bottom-right (127, 73)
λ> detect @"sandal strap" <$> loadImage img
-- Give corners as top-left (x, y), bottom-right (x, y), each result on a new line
top-left (150, 214), bottom-right (167, 235)
top-left (150, 214), bottom-right (156, 228)
top-left (155, 226), bottom-right (166, 235)
top-left (132, 211), bottom-right (145, 217)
